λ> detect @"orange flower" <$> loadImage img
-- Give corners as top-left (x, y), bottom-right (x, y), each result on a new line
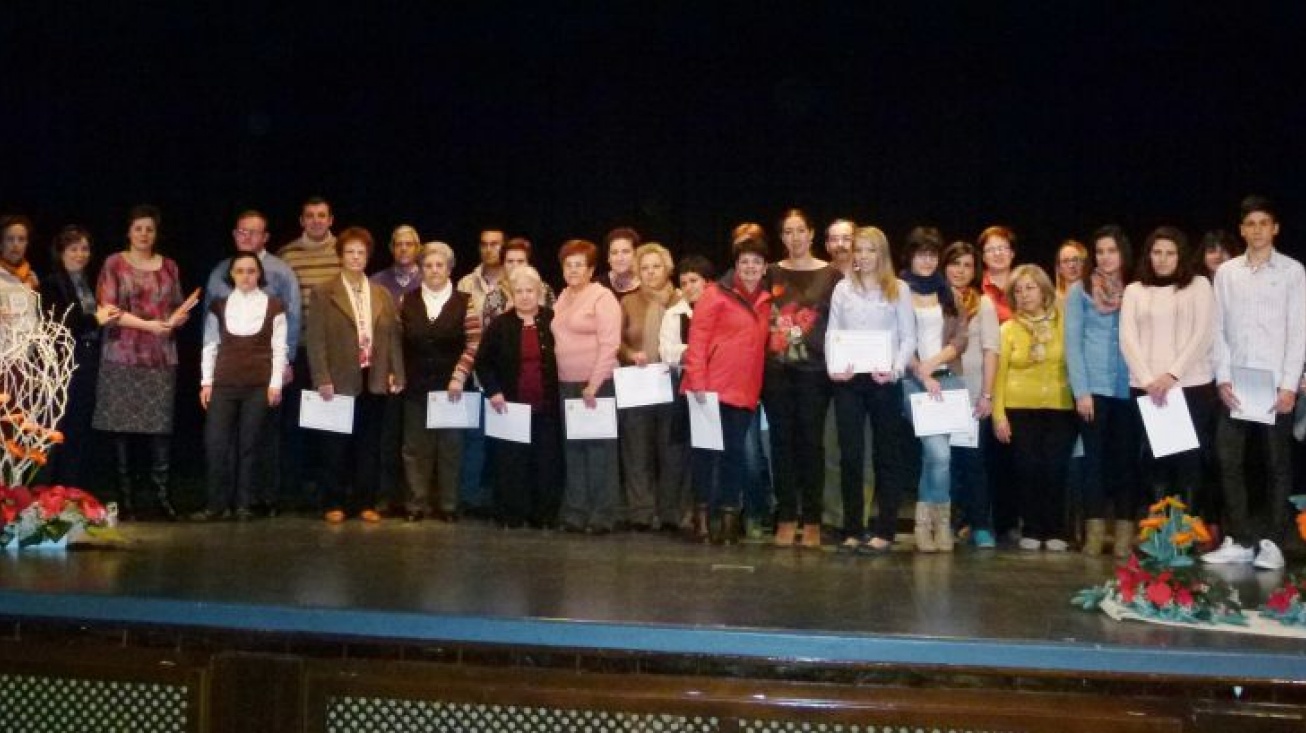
top-left (27, 449), bottom-right (46, 466)
top-left (1138, 517), bottom-right (1165, 530)
top-left (1148, 496), bottom-right (1188, 514)
top-left (1297, 512), bottom-right (1306, 542)
top-left (1172, 531), bottom-right (1194, 546)
top-left (4, 440), bottom-right (23, 458)
top-left (46, 430), bottom-right (65, 444)
top-left (1191, 518), bottom-right (1212, 543)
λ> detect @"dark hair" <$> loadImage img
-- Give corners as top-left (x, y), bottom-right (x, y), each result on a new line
top-left (504, 236), bottom-right (532, 258)
top-left (127, 204), bottom-right (161, 230)
top-left (50, 225), bottom-right (93, 273)
top-left (603, 227), bottom-right (641, 251)
top-left (1240, 194), bottom-right (1277, 223)
top-left (0, 214), bottom-right (33, 239)
top-left (1085, 225), bottom-right (1134, 298)
top-left (731, 234), bottom-right (769, 263)
top-left (901, 225), bottom-right (944, 267)
top-left (559, 239), bottom-right (599, 267)
top-left (335, 226), bottom-right (375, 259)
top-left (675, 254), bottom-right (715, 281)
top-left (1198, 229), bottom-right (1242, 275)
top-left (1137, 226), bottom-right (1195, 289)
top-left (222, 251), bottom-right (268, 289)
top-left (941, 241), bottom-right (979, 288)
top-left (302, 196), bottom-right (331, 214)
top-left (777, 208), bottom-right (813, 234)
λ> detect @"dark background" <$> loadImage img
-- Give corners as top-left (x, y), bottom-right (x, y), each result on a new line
top-left (3, 1), bottom-right (1304, 478)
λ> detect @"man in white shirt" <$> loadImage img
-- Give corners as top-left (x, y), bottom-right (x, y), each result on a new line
top-left (1205, 195), bottom-right (1305, 569)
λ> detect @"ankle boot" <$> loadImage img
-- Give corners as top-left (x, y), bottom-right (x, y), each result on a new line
top-left (718, 509), bottom-right (741, 546)
top-left (113, 437), bottom-right (136, 521)
top-left (934, 503), bottom-right (954, 552)
top-left (690, 503), bottom-right (709, 543)
top-left (801, 523), bottom-right (822, 549)
top-left (774, 521), bottom-right (797, 547)
top-left (1112, 519), bottom-right (1135, 559)
top-left (150, 436), bottom-right (177, 522)
top-left (915, 503), bottom-right (937, 553)
top-left (1083, 519), bottom-right (1107, 555)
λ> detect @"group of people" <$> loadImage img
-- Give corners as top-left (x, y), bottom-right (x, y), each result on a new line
top-left (0, 195), bottom-right (1299, 567)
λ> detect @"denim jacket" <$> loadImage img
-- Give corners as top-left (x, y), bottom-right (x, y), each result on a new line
top-left (1063, 281), bottom-right (1130, 399)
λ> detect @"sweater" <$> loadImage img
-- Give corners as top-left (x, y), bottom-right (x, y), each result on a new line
top-left (1118, 277), bottom-right (1215, 389)
top-left (550, 282), bottom-right (622, 390)
top-left (992, 310), bottom-right (1073, 422)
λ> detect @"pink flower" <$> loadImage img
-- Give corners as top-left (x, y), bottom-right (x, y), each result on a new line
top-left (1146, 581), bottom-right (1174, 607)
top-left (1267, 587), bottom-right (1297, 614)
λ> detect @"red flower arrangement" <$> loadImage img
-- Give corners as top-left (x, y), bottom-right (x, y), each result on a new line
top-left (1, 483), bottom-right (114, 549)
top-left (1259, 496), bottom-right (1306, 626)
top-left (770, 302), bottom-right (819, 361)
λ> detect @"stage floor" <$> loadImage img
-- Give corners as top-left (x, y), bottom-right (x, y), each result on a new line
top-left (2, 519), bottom-right (1304, 681)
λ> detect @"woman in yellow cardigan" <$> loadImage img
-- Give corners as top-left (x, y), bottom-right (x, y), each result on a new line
top-left (992, 264), bottom-right (1076, 551)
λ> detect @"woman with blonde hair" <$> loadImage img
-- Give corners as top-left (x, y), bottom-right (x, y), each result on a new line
top-left (827, 226), bottom-right (916, 553)
top-left (992, 264), bottom-right (1076, 550)
top-left (1055, 240), bottom-right (1088, 300)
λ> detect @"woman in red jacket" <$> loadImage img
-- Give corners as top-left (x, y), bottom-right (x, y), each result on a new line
top-left (681, 229), bottom-right (772, 544)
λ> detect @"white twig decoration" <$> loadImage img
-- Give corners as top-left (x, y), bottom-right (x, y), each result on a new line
top-left (0, 291), bottom-right (76, 487)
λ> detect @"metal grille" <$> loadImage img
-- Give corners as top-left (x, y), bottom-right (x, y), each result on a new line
top-left (326, 697), bottom-right (719, 732)
top-left (740, 723), bottom-right (1006, 733)
top-left (0, 673), bottom-right (188, 733)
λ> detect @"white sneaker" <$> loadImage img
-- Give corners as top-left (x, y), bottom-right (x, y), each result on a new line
top-left (1044, 538), bottom-right (1070, 552)
top-left (1200, 537), bottom-right (1254, 565)
top-left (1253, 539), bottom-right (1286, 570)
top-left (1018, 537), bottom-right (1041, 551)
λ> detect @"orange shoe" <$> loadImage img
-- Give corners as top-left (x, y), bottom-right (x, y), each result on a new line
top-left (774, 521), bottom-right (797, 547)
top-left (801, 524), bottom-right (823, 549)
top-left (360, 509), bottom-right (382, 523)
top-left (324, 510), bottom-right (346, 524)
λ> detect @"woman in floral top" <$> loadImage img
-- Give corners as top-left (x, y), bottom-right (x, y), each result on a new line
top-left (764, 209), bottom-right (841, 548)
top-left (93, 205), bottom-right (187, 520)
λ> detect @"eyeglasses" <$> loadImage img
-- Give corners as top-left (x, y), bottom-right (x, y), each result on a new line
top-left (983, 246), bottom-right (1011, 255)
top-left (234, 228), bottom-right (266, 238)
top-left (1058, 257), bottom-right (1084, 265)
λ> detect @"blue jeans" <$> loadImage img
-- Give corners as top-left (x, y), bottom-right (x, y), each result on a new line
top-left (951, 428), bottom-right (991, 531)
top-left (903, 374), bottom-right (964, 504)
top-left (742, 409), bottom-right (772, 521)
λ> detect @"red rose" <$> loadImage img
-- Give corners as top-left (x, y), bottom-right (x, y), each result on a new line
top-left (1176, 589), bottom-right (1194, 608)
top-left (795, 308), bottom-right (818, 330)
top-left (769, 333), bottom-right (788, 353)
top-left (1146, 581), bottom-right (1174, 606)
top-left (80, 497), bottom-right (107, 524)
top-left (1267, 587), bottom-right (1296, 614)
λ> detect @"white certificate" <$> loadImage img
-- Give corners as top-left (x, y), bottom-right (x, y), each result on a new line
top-left (484, 398), bottom-right (532, 444)
top-left (426, 391), bottom-right (481, 429)
top-left (826, 330), bottom-right (893, 374)
top-left (908, 389), bottom-right (973, 437)
top-left (298, 390), bottom-right (355, 434)
top-left (1136, 387), bottom-right (1200, 458)
top-left (1231, 365), bottom-right (1277, 425)
top-left (949, 416), bottom-right (980, 448)
top-left (613, 364), bottom-right (674, 408)
top-left (564, 397), bottom-right (619, 440)
top-left (687, 392), bottom-right (724, 451)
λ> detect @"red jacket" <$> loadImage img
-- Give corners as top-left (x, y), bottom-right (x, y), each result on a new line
top-left (681, 276), bottom-right (771, 410)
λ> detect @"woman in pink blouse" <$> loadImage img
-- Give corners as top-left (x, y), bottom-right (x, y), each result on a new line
top-left (93, 205), bottom-right (188, 520)
top-left (550, 239), bottom-right (623, 534)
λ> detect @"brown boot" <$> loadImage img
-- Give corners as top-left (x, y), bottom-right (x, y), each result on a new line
top-left (801, 523), bottom-right (823, 549)
top-left (1082, 519), bottom-right (1107, 555)
top-left (934, 503), bottom-right (954, 553)
top-left (774, 521), bottom-right (797, 547)
top-left (1112, 519), bottom-right (1135, 559)
top-left (690, 504), bottom-right (709, 543)
top-left (915, 503), bottom-right (937, 553)
top-left (714, 509), bottom-right (741, 546)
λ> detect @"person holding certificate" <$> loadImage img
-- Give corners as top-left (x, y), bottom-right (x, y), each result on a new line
top-left (617, 243), bottom-right (685, 531)
top-left (827, 227), bottom-right (916, 554)
top-left (398, 242), bottom-right (480, 523)
top-left (93, 205), bottom-right (189, 521)
top-left (1119, 226), bottom-right (1217, 553)
top-left (551, 239), bottom-right (623, 535)
top-left (193, 253), bottom-right (288, 522)
top-left (943, 241), bottom-right (999, 548)
top-left (306, 227), bottom-right (405, 523)
top-left (900, 227), bottom-right (967, 553)
top-left (1065, 226), bottom-right (1141, 557)
top-left (477, 266), bottom-right (562, 528)
top-left (992, 265), bottom-right (1076, 551)
top-left (681, 230), bottom-right (772, 545)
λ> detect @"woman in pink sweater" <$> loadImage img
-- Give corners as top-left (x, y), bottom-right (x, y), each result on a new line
top-left (1119, 226), bottom-right (1215, 513)
top-left (551, 239), bottom-right (623, 534)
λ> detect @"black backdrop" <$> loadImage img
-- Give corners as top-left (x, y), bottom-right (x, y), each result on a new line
top-left (3, 1), bottom-right (1304, 478)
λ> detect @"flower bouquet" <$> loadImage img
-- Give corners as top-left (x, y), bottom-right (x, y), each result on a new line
top-left (1258, 495), bottom-right (1306, 627)
top-left (1072, 497), bottom-right (1247, 626)
top-left (1, 483), bottom-right (115, 549)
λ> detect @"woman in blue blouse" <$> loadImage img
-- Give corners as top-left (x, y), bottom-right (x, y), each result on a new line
top-left (1063, 225), bottom-right (1139, 555)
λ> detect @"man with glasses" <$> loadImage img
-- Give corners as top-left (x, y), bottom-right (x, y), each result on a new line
top-left (204, 210), bottom-right (302, 516)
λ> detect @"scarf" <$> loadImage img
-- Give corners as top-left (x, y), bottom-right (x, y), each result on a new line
top-left (1090, 269), bottom-right (1124, 314)
top-left (982, 272), bottom-right (1012, 323)
top-left (609, 270), bottom-right (639, 293)
top-left (1014, 309), bottom-right (1056, 364)
top-left (638, 281), bottom-right (678, 358)
top-left (1, 259), bottom-right (34, 287)
top-left (953, 285), bottom-right (980, 319)
top-left (900, 270), bottom-right (955, 312)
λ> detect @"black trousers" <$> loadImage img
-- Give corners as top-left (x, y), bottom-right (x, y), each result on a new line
top-left (1079, 394), bottom-right (1142, 520)
top-left (44, 340), bottom-right (100, 488)
top-left (832, 376), bottom-right (915, 541)
top-left (1005, 409), bottom-right (1077, 541)
top-left (319, 391), bottom-right (385, 513)
top-left (204, 384), bottom-right (270, 513)
top-left (494, 408), bottom-right (564, 526)
top-left (762, 363), bottom-right (830, 524)
top-left (1217, 409), bottom-right (1294, 545)
top-left (1132, 382), bottom-right (1217, 513)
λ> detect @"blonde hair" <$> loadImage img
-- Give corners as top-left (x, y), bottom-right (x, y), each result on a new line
top-left (1006, 264), bottom-right (1058, 315)
top-left (1055, 239), bottom-right (1087, 295)
top-left (852, 226), bottom-right (899, 300)
top-left (634, 242), bottom-right (674, 274)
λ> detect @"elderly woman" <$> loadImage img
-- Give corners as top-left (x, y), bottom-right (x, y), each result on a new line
top-left (943, 241), bottom-right (999, 548)
top-left (598, 227), bottom-right (641, 297)
top-left (659, 254), bottom-right (714, 538)
top-left (992, 264), bottom-right (1076, 551)
top-left (766, 208), bottom-right (840, 548)
top-left (477, 265), bottom-right (563, 527)
top-left (94, 205), bottom-right (187, 520)
top-left (827, 227), bottom-right (916, 553)
top-left (1064, 226), bottom-right (1139, 555)
top-left (306, 226), bottom-right (405, 523)
top-left (481, 237), bottom-right (557, 328)
top-left (682, 232), bottom-right (772, 544)
top-left (40, 226), bottom-right (121, 488)
top-left (193, 253), bottom-right (288, 521)
top-left (1, 215), bottom-right (39, 290)
top-left (618, 242), bottom-right (685, 530)
top-left (398, 242), bottom-right (479, 522)
top-left (900, 227), bottom-right (967, 553)
top-left (551, 239), bottom-right (622, 534)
